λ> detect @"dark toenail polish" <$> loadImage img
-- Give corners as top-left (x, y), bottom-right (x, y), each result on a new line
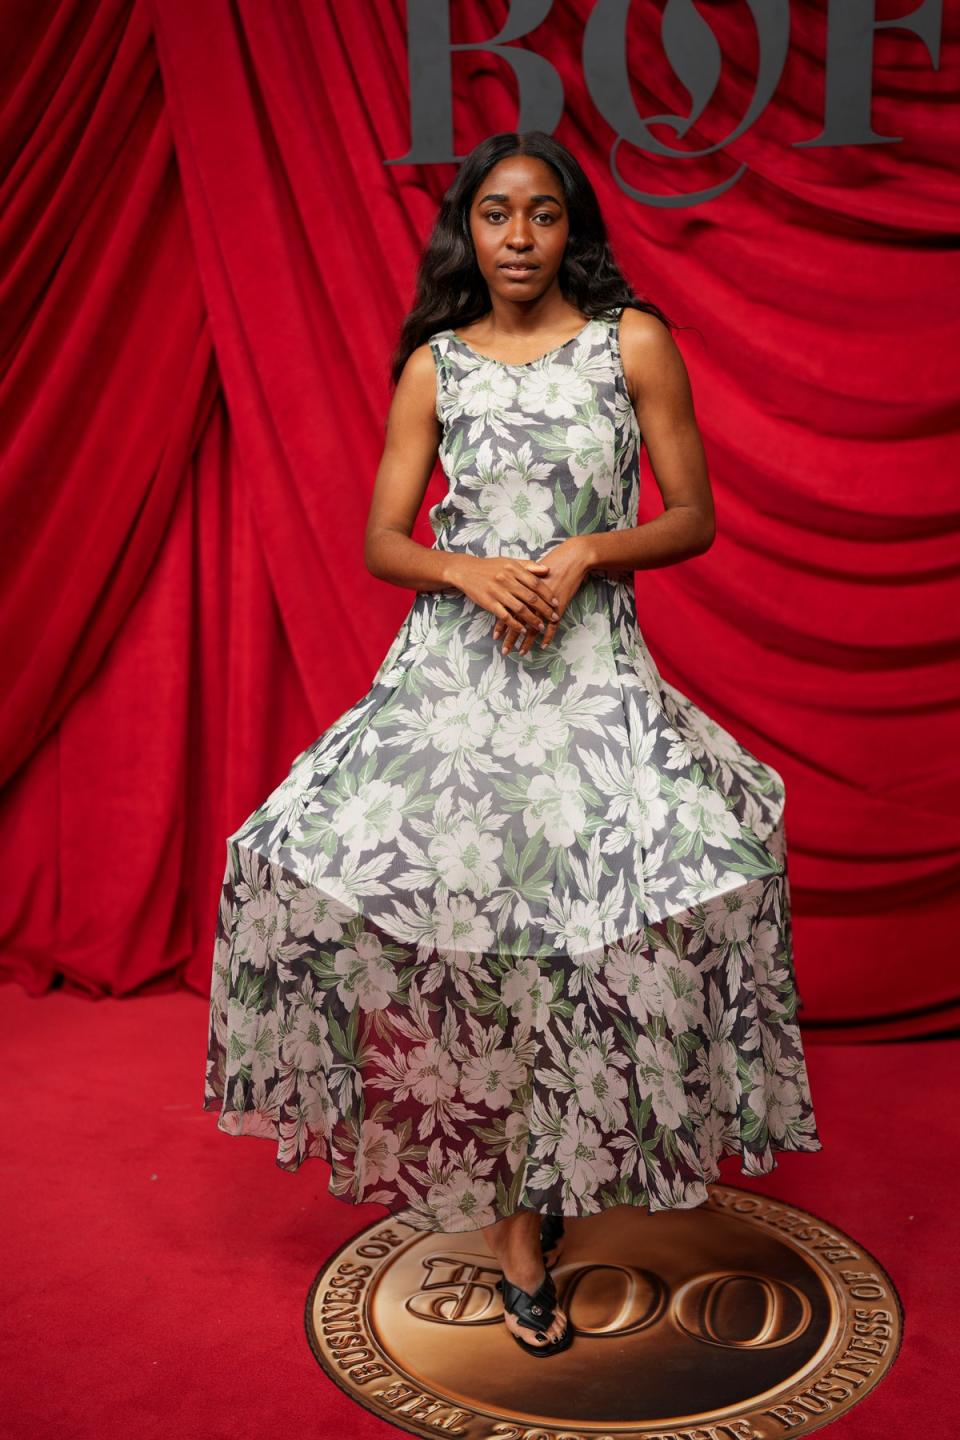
top-left (535, 1331), bottom-right (547, 1341)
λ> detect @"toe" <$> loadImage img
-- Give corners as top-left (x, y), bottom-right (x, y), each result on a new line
top-left (507, 1313), bottom-right (549, 1346)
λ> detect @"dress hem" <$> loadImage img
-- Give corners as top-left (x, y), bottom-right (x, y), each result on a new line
top-left (202, 1094), bottom-right (824, 1236)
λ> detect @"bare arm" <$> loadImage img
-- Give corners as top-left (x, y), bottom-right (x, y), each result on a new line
top-left (583, 307), bottom-right (716, 575)
top-left (364, 342), bottom-right (455, 592)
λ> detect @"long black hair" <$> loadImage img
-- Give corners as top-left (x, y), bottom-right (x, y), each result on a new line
top-left (390, 131), bottom-right (678, 386)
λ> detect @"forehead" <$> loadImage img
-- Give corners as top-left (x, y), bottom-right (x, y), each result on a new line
top-left (472, 154), bottom-right (561, 201)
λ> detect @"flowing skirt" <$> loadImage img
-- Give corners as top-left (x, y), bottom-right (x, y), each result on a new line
top-left (203, 575), bottom-right (822, 1232)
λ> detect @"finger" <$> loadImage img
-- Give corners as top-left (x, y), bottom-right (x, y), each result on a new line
top-left (507, 569), bottom-right (560, 621)
top-left (508, 587), bottom-right (558, 630)
top-left (521, 619), bottom-right (543, 654)
top-left (502, 624), bottom-right (525, 655)
top-left (518, 564), bottom-right (561, 609)
top-left (495, 604), bottom-right (526, 637)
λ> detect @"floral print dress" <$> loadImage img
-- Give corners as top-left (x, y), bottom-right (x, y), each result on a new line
top-left (203, 305), bottom-right (822, 1234)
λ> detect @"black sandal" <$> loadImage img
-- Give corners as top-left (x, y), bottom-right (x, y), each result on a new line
top-left (496, 1268), bottom-right (573, 1357)
top-left (540, 1213), bottom-right (565, 1264)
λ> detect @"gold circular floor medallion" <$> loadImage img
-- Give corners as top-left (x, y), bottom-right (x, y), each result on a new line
top-left (305, 1186), bottom-right (903, 1440)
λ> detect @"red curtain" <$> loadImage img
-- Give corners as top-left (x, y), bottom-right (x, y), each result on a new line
top-left (2, 0), bottom-right (957, 1040)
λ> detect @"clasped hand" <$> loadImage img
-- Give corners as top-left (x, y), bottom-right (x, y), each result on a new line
top-left (453, 538), bottom-right (593, 656)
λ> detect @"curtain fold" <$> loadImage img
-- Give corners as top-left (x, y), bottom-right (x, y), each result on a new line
top-left (1, 0), bottom-right (958, 1038)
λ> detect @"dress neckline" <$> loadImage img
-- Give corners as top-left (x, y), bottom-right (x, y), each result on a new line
top-left (447, 315), bottom-right (601, 369)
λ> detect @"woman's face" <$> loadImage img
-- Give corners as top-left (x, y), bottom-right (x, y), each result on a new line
top-left (466, 154), bottom-right (570, 302)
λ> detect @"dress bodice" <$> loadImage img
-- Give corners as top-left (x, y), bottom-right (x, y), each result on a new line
top-left (427, 307), bottom-right (642, 562)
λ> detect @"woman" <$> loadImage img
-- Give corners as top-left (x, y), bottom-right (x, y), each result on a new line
top-left (204, 132), bottom-right (822, 1361)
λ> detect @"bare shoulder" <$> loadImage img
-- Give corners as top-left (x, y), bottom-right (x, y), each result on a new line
top-left (618, 304), bottom-right (687, 404)
top-left (389, 339), bottom-right (441, 424)
top-left (397, 338), bottom-right (439, 388)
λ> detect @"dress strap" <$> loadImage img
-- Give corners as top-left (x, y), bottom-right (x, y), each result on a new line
top-left (427, 329), bottom-right (454, 425)
top-left (603, 305), bottom-right (626, 371)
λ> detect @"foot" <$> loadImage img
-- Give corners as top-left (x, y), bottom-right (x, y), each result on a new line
top-left (500, 1260), bottom-right (568, 1349)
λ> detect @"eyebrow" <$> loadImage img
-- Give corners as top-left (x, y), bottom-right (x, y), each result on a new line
top-left (476, 192), bottom-right (562, 205)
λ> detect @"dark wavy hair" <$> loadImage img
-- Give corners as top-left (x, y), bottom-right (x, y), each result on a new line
top-left (390, 131), bottom-right (679, 385)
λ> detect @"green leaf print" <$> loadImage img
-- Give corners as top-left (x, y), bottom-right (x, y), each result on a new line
top-left (204, 307), bottom-right (822, 1230)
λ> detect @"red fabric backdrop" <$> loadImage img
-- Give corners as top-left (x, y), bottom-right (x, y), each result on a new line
top-left (2, 0), bottom-right (958, 1040)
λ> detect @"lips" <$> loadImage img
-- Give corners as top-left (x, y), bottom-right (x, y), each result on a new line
top-left (500, 262), bottom-right (538, 270)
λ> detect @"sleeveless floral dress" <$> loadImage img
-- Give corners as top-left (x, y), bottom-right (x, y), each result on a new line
top-left (203, 305), bottom-right (822, 1233)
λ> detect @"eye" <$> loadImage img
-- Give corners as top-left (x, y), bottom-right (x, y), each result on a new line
top-left (481, 210), bottom-right (558, 224)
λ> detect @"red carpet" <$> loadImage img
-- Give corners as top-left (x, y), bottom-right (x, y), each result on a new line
top-left (1, 981), bottom-right (955, 1439)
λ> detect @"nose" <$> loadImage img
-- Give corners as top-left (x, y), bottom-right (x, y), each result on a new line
top-left (505, 221), bottom-right (535, 251)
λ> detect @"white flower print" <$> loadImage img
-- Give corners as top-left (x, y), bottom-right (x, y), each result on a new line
top-left (517, 363), bottom-right (594, 419)
top-left (461, 1046), bottom-right (526, 1108)
top-left (696, 1108), bottom-right (729, 1171)
top-left (748, 917), bottom-right (789, 1020)
top-left (435, 894), bottom-right (496, 962)
top-left (429, 820), bottom-right (502, 896)
top-left (357, 1118), bottom-right (402, 1184)
top-left (634, 1035), bottom-right (688, 1130)
top-left (333, 932), bottom-right (396, 1011)
top-left (679, 706), bottom-right (745, 765)
top-left (288, 886), bottom-right (354, 943)
top-left (281, 1003), bottom-right (334, 1073)
top-left (301, 1073), bottom-right (334, 1135)
top-left (233, 879), bottom-right (283, 971)
top-left (654, 1172), bottom-right (711, 1210)
top-left (478, 458), bottom-right (556, 548)
top-left (654, 955), bottom-right (708, 1036)
top-left (427, 1171), bottom-right (497, 1229)
top-left (504, 1110), bottom-right (529, 1161)
top-left (559, 611), bottom-right (618, 687)
top-left (570, 1043), bottom-right (629, 1130)
top-left (604, 946), bottom-right (663, 1022)
top-left (551, 896), bottom-right (605, 959)
top-left (748, 1068), bottom-right (802, 1142)
top-left (708, 1035), bottom-right (742, 1114)
top-left (331, 777), bottom-right (405, 856)
top-left (523, 762), bottom-right (587, 847)
top-left (428, 692), bottom-right (496, 757)
top-left (491, 697), bottom-right (570, 767)
top-left (501, 957), bottom-right (552, 1026)
top-left (407, 1039), bottom-right (459, 1105)
top-left (205, 307), bottom-right (821, 1231)
top-left (703, 880), bottom-right (761, 945)
top-left (676, 856), bottom-right (751, 910)
top-left (674, 776), bottom-right (743, 848)
top-left (624, 765), bottom-right (670, 842)
top-left (225, 998), bottom-right (276, 1085)
top-left (567, 414), bottom-right (617, 499)
top-left (456, 364), bottom-right (520, 421)
top-left (556, 1109), bottom-right (616, 1196)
